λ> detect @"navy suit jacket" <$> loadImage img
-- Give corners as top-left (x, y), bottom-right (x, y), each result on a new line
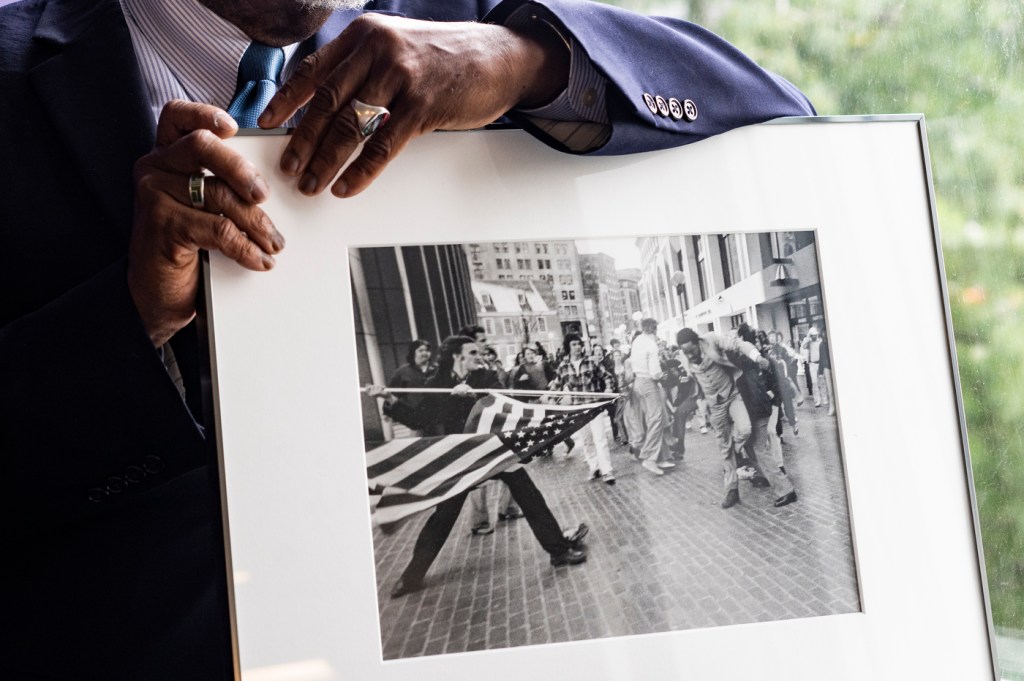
top-left (0, 0), bottom-right (811, 678)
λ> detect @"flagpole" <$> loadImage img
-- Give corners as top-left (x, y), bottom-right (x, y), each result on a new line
top-left (360, 387), bottom-right (621, 399)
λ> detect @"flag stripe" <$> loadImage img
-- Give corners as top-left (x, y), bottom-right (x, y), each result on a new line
top-left (386, 434), bottom-right (500, 493)
top-left (366, 393), bottom-right (619, 528)
top-left (366, 435), bottom-right (458, 476)
top-left (406, 436), bottom-right (511, 495)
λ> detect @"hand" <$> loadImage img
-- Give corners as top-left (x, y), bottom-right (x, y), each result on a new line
top-left (128, 101), bottom-right (284, 346)
top-left (258, 14), bottom-right (569, 198)
top-left (452, 383), bottom-right (473, 396)
top-left (366, 384), bottom-right (396, 403)
top-left (756, 356), bottom-right (770, 371)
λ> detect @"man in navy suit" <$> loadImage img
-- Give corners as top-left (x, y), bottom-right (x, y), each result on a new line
top-left (0, 0), bottom-right (813, 678)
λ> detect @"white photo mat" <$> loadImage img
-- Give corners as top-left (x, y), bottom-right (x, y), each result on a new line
top-left (204, 118), bottom-right (997, 680)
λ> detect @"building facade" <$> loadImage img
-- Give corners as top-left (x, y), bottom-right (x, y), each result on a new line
top-left (580, 252), bottom-right (625, 344)
top-left (635, 231), bottom-right (822, 347)
top-left (351, 244), bottom-right (477, 442)
top-left (471, 279), bottom-right (561, 366)
top-left (464, 240), bottom-right (589, 343)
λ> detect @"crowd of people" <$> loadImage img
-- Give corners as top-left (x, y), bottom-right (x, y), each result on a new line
top-left (368, 318), bottom-right (834, 594)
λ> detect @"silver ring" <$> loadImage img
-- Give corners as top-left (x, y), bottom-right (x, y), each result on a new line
top-left (188, 173), bottom-right (205, 210)
top-left (350, 98), bottom-right (390, 138)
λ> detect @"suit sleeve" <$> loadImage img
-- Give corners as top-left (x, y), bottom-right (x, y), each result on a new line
top-left (483, 0), bottom-right (814, 154)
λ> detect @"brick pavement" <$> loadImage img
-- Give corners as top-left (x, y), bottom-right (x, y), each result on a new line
top-left (372, 403), bottom-right (860, 660)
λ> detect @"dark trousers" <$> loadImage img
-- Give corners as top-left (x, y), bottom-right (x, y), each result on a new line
top-left (399, 468), bottom-right (569, 583)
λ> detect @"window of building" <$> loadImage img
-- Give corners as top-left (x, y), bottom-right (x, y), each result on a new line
top-left (692, 235), bottom-right (708, 303)
top-left (503, 318), bottom-right (514, 335)
top-left (484, 318), bottom-right (494, 336)
top-left (719, 234), bottom-right (741, 289)
top-left (536, 317), bottom-right (547, 333)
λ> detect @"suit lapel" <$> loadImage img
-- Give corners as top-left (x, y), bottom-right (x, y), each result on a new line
top-left (29, 0), bottom-right (154, 240)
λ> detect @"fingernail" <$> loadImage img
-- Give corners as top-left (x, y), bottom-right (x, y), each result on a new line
top-left (257, 107), bottom-right (273, 127)
top-left (262, 253), bottom-right (276, 269)
top-left (214, 112), bottom-right (238, 131)
top-left (251, 176), bottom-right (270, 202)
top-left (331, 180), bottom-right (348, 198)
top-left (271, 228), bottom-right (286, 252)
top-left (282, 151), bottom-right (301, 175)
top-left (299, 173), bottom-right (318, 195)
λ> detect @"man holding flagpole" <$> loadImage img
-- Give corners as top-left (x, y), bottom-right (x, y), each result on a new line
top-left (370, 334), bottom-right (589, 598)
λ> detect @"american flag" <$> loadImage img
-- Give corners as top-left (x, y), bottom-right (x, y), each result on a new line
top-left (367, 392), bottom-right (615, 529)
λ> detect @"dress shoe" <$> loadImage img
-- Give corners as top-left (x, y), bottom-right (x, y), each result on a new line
top-left (390, 578), bottom-right (424, 598)
top-left (657, 460), bottom-right (676, 469)
top-left (774, 491), bottom-right (798, 507)
top-left (564, 522), bottom-right (589, 550)
top-left (642, 459), bottom-right (664, 476)
top-left (470, 522), bottom-right (495, 535)
top-left (721, 488), bottom-right (740, 509)
top-left (550, 547), bottom-right (588, 567)
top-left (498, 510), bottom-right (524, 521)
top-left (564, 437), bottom-right (576, 455)
top-left (750, 474), bottom-right (770, 488)
top-left (602, 473), bottom-right (616, 485)
top-left (589, 469), bottom-right (601, 481)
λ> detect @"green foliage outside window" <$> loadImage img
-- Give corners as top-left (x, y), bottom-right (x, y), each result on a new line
top-left (602, 0), bottom-right (1024, 659)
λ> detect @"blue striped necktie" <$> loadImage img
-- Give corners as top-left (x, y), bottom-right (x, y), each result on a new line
top-left (227, 42), bottom-right (285, 128)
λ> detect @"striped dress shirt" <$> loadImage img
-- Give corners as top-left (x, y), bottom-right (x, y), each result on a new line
top-left (120, 0), bottom-right (609, 149)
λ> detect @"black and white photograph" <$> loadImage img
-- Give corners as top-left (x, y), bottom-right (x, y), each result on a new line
top-left (353, 231), bottom-right (860, 660)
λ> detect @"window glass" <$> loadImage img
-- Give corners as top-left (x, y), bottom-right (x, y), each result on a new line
top-left (600, 0), bottom-right (1023, 668)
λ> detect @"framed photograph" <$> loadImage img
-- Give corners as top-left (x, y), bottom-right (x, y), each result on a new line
top-left (203, 118), bottom-right (998, 680)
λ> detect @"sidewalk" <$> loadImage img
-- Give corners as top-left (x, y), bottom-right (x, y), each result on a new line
top-left (373, 405), bottom-right (859, 660)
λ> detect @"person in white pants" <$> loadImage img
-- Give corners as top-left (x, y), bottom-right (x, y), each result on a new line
top-left (551, 334), bottom-right (617, 484)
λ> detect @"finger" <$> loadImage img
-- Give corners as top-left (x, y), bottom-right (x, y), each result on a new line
top-left (330, 118), bottom-right (414, 198)
top-left (165, 201), bottom-right (276, 272)
top-left (275, 47), bottom-right (376, 182)
top-left (194, 175), bottom-right (285, 254)
top-left (300, 82), bottom-right (401, 196)
top-left (156, 100), bottom-right (238, 146)
top-left (149, 130), bottom-right (270, 203)
top-left (259, 21), bottom-right (367, 130)
top-left (139, 169), bottom-right (283, 255)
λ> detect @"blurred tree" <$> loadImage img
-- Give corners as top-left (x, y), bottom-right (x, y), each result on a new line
top-left (602, 0), bottom-right (1024, 633)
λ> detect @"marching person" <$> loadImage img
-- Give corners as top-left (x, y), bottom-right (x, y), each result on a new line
top-left (801, 326), bottom-right (826, 408)
top-left (630, 318), bottom-right (670, 475)
top-left (550, 334), bottom-right (617, 484)
top-left (456, 325), bottom-right (518, 533)
top-left (370, 335), bottom-right (589, 598)
top-left (386, 339), bottom-right (436, 437)
top-left (676, 327), bottom-right (796, 509)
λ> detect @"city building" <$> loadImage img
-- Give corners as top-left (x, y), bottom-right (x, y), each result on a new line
top-left (635, 232), bottom-right (822, 347)
top-left (618, 268), bottom-right (642, 337)
top-left (464, 240), bottom-right (589, 342)
top-left (579, 252), bottom-right (625, 343)
top-left (470, 279), bottom-right (561, 366)
top-left (350, 245), bottom-right (477, 442)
